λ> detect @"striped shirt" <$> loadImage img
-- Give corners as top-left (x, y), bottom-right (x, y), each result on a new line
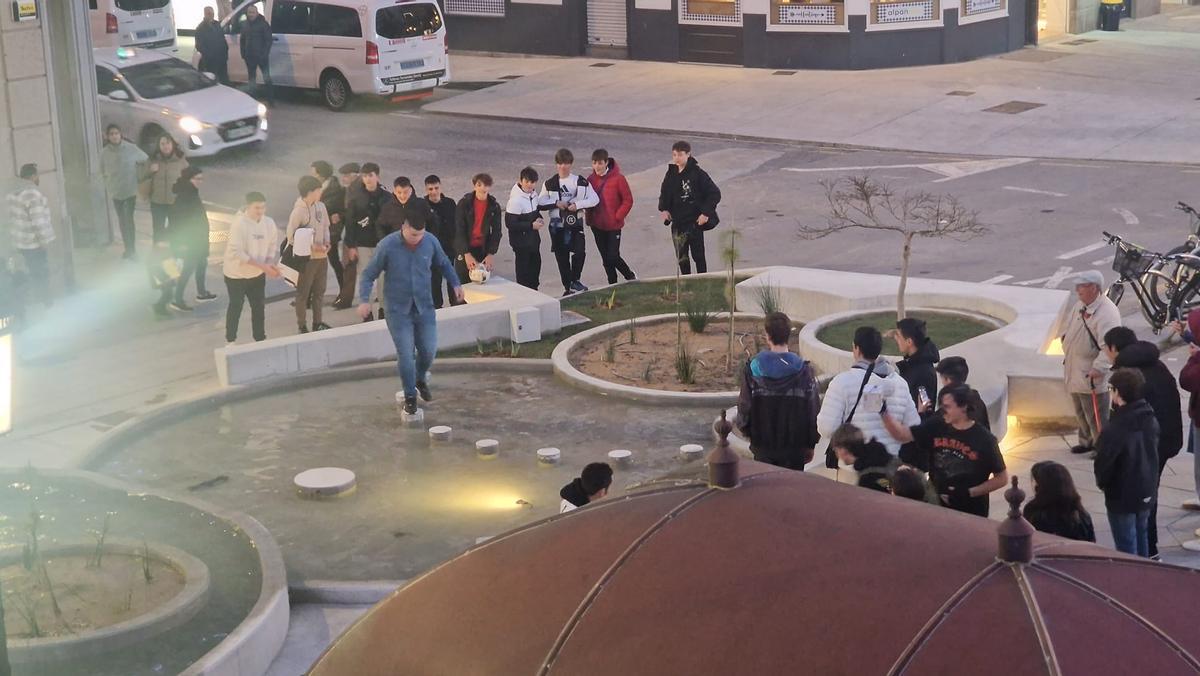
top-left (7, 181), bottom-right (55, 251)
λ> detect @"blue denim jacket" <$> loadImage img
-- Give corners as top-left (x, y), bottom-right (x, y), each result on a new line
top-left (358, 231), bottom-right (460, 316)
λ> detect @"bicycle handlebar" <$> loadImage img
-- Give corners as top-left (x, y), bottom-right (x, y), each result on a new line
top-left (1179, 201), bottom-right (1198, 216)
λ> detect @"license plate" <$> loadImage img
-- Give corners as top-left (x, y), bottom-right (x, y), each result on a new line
top-left (227, 126), bottom-right (254, 139)
top-left (136, 29), bottom-right (157, 39)
top-left (400, 59), bottom-right (424, 70)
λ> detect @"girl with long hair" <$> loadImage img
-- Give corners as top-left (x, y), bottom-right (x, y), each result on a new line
top-left (143, 133), bottom-right (189, 245)
top-left (1023, 460), bottom-right (1096, 542)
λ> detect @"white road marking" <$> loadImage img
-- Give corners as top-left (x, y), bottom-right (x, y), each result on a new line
top-left (388, 112), bottom-right (422, 119)
top-left (1056, 241), bottom-right (1107, 260)
top-left (980, 274), bottom-right (1013, 284)
top-left (1003, 186), bottom-right (1068, 197)
top-left (1113, 208), bottom-right (1139, 226)
top-left (1091, 255), bottom-right (1115, 266)
top-left (1041, 162), bottom-right (1105, 169)
top-left (1013, 266), bottom-right (1073, 287)
top-left (781, 157), bottom-right (1033, 183)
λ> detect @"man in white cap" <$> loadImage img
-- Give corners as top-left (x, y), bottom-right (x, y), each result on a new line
top-left (1060, 270), bottom-right (1122, 456)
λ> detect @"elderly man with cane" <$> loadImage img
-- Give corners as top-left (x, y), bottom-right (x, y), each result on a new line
top-left (1062, 270), bottom-right (1122, 457)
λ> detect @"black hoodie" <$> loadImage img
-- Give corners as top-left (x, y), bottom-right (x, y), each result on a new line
top-left (1115, 340), bottom-right (1184, 462)
top-left (344, 181), bottom-right (390, 249)
top-left (657, 156), bottom-right (721, 230)
top-left (168, 175), bottom-right (209, 252)
top-left (853, 440), bottom-right (901, 493)
top-left (559, 479), bottom-right (590, 510)
top-left (897, 339), bottom-right (940, 411)
top-left (1095, 399), bottom-right (1160, 513)
top-left (735, 350), bottom-right (821, 468)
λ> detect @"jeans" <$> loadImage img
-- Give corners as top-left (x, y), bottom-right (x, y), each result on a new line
top-left (672, 225), bottom-right (707, 275)
top-left (1070, 391), bottom-right (1110, 449)
top-left (175, 245), bottom-right (208, 302)
top-left (514, 249), bottom-right (541, 290)
top-left (592, 227), bottom-right (634, 284)
top-left (550, 226), bottom-right (586, 290)
top-left (150, 203), bottom-right (171, 244)
top-left (246, 59), bottom-right (274, 103)
top-left (295, 257), bottom-right (328, 326)
top-left (387, 305), bottom-right (437, 398)
top-left (1108, 509), bottom-right (1150, 557)
top-left (20, 248), bottom-right (51, 307)
top-left (113, 197), bottom-right (137, 255)
top-left (225, 275), bottom-right (266, 342)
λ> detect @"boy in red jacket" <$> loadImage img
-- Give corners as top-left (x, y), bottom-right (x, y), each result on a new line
top-left (587, 149), bottom-right (636, 285)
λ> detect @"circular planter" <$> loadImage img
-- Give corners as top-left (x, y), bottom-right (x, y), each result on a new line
top-left (552, 312), bottom-right (767, 406)
top-left (2, 539), bottom-right (210, 664)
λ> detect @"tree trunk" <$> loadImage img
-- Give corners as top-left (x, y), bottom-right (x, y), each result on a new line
top-left (898, 233), bottom-right (913, 321)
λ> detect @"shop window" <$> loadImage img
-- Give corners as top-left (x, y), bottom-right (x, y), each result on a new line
top-left (445, 0), bottom-right (505, 17)
top-left (770, 0), bottom-right (844, 25)
top-left (961, 0), bottom-right (1005, 15)
top-left (680, 0), bottom-right (741, 23)
top-left (869, 0), bottom-right (938, 24)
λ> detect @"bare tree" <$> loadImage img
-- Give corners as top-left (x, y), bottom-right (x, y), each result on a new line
top-left (798, 176), bottom-right (989, 319)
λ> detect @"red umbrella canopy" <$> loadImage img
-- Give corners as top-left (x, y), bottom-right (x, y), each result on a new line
top-left (310, 464), bottom-right (1200, 676)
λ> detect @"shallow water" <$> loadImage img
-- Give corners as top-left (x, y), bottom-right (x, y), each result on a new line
top-left (0, 473), bottom-right (262, 676)
top-left (98, 372), bottom-right (719, 582)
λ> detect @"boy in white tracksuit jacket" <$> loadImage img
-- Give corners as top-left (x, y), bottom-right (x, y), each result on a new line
top-left (540, 148), bottom-right (599, 296)
top-left (223, 192), bottom-right (280, 344)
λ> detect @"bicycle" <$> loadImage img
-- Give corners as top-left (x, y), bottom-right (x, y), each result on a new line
top-left (1102, 231), bottom-right (1200, 333)
top-left (1141, 202), bottom-right (1200, 309)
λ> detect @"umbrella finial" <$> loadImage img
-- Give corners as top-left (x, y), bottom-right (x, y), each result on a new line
top-left (997, 476), bottom-right (1035, 564)
top-left (707, 411), bottom-right (740, 490)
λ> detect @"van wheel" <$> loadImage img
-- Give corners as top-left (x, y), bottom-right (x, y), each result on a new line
top-left (321, 72), bottom-right (352, 111)
top-left (139, 124), bottom-right (165, 155)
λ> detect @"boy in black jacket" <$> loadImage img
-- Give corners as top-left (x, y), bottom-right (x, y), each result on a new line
top-left (344, 162), bottom-right (390, 320)
top-left (425, 175), bottom-right (460, 308)
top-left (830, 424), bottom-right (900, 492)
top-left (505, 167), bottom-right (549, 290)
top-left (1095, 368), bottom-right (1160, 557)
top-left (658, 141), bottom-right (721, 275)
top-left (455, 173), bottom-right (503, 290)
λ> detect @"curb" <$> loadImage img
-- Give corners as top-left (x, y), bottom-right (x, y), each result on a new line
top-left (290, 580), bottom-right (407, 606)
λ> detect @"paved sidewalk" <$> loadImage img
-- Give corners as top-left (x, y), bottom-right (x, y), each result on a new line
top-left (431, 6), bottom-right (1200, 163)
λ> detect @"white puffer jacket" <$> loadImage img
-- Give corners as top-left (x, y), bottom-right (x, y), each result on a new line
top-left (817, 358), bottom-right (921, 455)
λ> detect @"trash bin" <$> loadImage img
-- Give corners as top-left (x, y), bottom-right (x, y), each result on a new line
top-left (1100, 0), bottom-right (1122, 30)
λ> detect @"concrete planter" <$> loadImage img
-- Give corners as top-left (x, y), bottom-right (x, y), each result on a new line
top-left (3, 540), bottom-right (210, 665)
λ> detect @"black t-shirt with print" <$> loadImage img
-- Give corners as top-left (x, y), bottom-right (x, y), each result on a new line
top-left (910, 419), bottom-right (1005, 517)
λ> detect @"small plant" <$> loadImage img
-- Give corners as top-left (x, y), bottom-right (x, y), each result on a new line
top-left (475, 338), bottom-right (485, 356)
top-left (754, 282), bottom-right (784, 315)
top-left (41, 563), bottom-right (64, 625)
top-left (603, 338), bottom-right (617, 363)
top-left (642, 359), bottom-right (655, 382)
top-left (26, 507), bottom-right (41, 570)
top-left (509, 341), bottom-right (521, 358)
top-left (684, 302), bottom-right (713, 334)
top-left (627, 318), bottom-right (637, 345)
top-left (142, 540), bottom-right (154, 583)
top-left (674, 343), bottom-right (696, 385)
top-left (8, 586), bottom-right (42, 638)
top-left (595, 289), bottom-right (617, 310)
top-left (494, 340), bottom-right (504, 355)
top-left (88, 512), bottom-right (113, 569)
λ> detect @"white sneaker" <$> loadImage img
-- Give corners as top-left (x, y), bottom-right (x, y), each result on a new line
top-left (1182, 540), bottom-right (1200, 553)
top-left (1182, 499), bottom-right (1200, 511)
top-left (226, 341), bottom-right (236, 348)
top-left (1195, 527), bottom-right (1200, 538)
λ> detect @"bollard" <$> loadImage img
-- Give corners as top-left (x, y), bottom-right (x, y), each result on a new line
top-left (429, 426), bottom-right (453, 442)
top-left (536, 448), bottom-right (561, 466)
top-left (476, 439), bottom-right (500, 459)
top-left (608, 449), bottom-right (633, 468)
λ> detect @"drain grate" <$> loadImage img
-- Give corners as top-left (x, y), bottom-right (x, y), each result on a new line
top-left (946, 90), bottom-right (976, 96)
top-left (984, 100), bottom-right (1046, 115)
top-left (498, 74), bottom-right (523, 80)
top-left (589, 62), bottom-right (616, 68)
top-left (1063, 38), bottom-right (1097, 45)
top-left (773, 70), bottom-right (797, 75)
top-left (442, 81), bottom-right (502, 91)
top-left (1000, 49), bottom-right (1070, 63)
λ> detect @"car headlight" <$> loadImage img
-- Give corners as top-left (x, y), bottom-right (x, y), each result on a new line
top-left (179, 116), bottom-right (204, 134)
top-left (257, 103), bottom-right (267, 118)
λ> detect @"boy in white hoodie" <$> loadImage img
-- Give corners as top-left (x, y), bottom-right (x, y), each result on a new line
top-left (505, 166), bottom-right (548, 290)
top-left (223, 191), bottom-right (280, 345)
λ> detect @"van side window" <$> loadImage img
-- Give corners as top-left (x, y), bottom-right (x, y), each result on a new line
top-left (95, 66), bottom-right (124, 96)
top-left (375, 4), bottom-right (443, 39)
top-left (312, 4), bottom-right (362, 37)
top-left (88, 0), bottom-right (99, 10)
top-left (272, 1), bottom-right (313, 34)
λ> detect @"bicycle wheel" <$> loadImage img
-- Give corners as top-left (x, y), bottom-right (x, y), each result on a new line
top-left (1147, 243), bottom-right (1197, 309)
top-left (1106, 281), bottom-right (1125, 306)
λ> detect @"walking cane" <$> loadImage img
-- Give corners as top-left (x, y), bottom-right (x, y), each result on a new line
top-left (1090, 379), bottom-right (1104, 435)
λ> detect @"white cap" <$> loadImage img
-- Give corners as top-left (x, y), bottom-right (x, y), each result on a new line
top-left (1071, 270), bottom-right (1105, 287)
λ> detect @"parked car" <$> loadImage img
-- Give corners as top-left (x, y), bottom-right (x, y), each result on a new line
top-left (89, 0), bottom-right (178, 51)
top-left (198, 0), bottom-right (451, 111)
top-left (95, 47), bottom-right (268, 158)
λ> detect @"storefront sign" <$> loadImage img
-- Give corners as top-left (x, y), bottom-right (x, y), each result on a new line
top-left (779, 3), bottom-right (839, 24)
top-left (11, 0), bottom-right (37, 22)
top-left (874, 0), bottom-right (934, 22)
top-left (963, 0), bottom-right (1002, 13)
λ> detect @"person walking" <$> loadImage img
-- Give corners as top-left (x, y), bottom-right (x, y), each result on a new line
top-left (884, 385), bottom-right (1009, 517)
top-left (144, 134), bottom-right (189, 245)
top-left (356, 218), bottom-right (462, 415)
top-left (6, 163), bottom-right (55, 309)
top-left (311, 161), bottom-right (345, 301)
top-left (559, 462), bottom-right (614, 513)
top-left (288, 175), bottom-right (332, 333)
top-left (330, 162), bottom-right (360, 309)
top-left (453, 173), bottom-right (503, 291)
top-left (658, 141), bottom-right (720, 275)
top-left (223, 192), bottom-right (279, 345)
top-left (894, 317), bottom-right (940, 412)
top-left (425, 175), bottom-right (460, 308)
top-left (541, 149), bottom-right (599, 296)
top-left (505, 167), bottom-right (547, 290)
top-left (195, 6), bottom-right (229, 84)
top-left (1095, 368), bottom-right (1159, 557)
top-left (587, 148), bottom-right (636, 285)
top-left (1103, 326), bottom-right (1182, 558)
top-left (932, 357), bottom-right (990, 430)
top-left (344, 163), bottom-right (389, 320)
top-left (168, 166), bottom-right (216, 310)
top-left (735, 312), bottom-right (821, 470)
top-left (1023, 460), bottom-right (1096, 542)
top-left (100, 124), bottom-right (147, 259)
top-left (239, 4), bottom-right (274, 106)
top-left (1061, 270), bottom-right (1121, 456)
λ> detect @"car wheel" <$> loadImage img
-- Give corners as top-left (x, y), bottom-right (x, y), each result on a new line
top-left (321, 72), bottom-right (352, 111)
top-left (139, 124), bottom-right (165, 155)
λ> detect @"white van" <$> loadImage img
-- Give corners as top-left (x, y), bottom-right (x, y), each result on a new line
top-left (206, 0), bottom-right (451, 111)
top-left (89, 0), bottom-right (178, 51)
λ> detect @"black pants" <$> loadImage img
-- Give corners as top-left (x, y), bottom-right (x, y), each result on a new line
top-left (514, 249), bottom-right (541, 290)
top-left (550, 226), bottom-right (586, 290)
top-left (151, 203), bottom-right (171, 244)
top-left (175, 244), bottom-right (209, 302)
top-left (198, 55), bottom-right (229, 84)
top-left (672, 225), bottom-right (706, 275)
top-left (591, 227), bottom-right (634, 284)
top-left (1148, 452), bottom-right (1171, 557)
top-left (246, 58), bottom-right (274, 103)
top-left (431, 248), bottom-right (465, 309)
top-left (225, 275), bottom-right (266, 342)
top-left (113, 197), bottom-right (137, 256)
top-left (327, 236), bottom-right (344, 294)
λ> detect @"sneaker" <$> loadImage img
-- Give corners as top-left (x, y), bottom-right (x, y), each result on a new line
top-left (332, 300), bottom-right (352, 309)
top-left (226, 341), bottom-right (236, 348)
top-left (153, 304), bottom-right (171, 318)
top-left (1183, 499), bottom-right (1200, 511)
top-left (570, 280), bottom-right (589, 293)
top-left (1069, 445), bottom-right (1092, 455)
top-left (195, 292), bottom-right (217, 302)
top-left (1183, 540), bottom-right (1200, 553)
top-left (402, 396), bottom-right (418, 415)
top-left (314, 322), bottom-right (331, 331)
top-left (416, 381), bottom-right (433, 403)
top-left (362, 311), bottom-right (374, 323)
top-left (168, 301), bottom-right (193, 312)
top-left (624, 271), bottom-right (637, 282)
top-left (299, 325), bottom-right (309, 334)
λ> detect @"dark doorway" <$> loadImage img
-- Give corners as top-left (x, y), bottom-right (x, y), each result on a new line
top-left (1025, 0), bottom-right (1038, 45)
top-left (678, 25), bottom-right (742, 65)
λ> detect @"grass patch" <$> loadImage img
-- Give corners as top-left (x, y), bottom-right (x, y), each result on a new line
top-left (440, 278), bottom-right (740, 360)
top-left (815, 311), bottom-right (997, 357)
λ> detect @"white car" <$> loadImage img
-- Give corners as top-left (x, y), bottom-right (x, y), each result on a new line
top-left (94, 47), bottom-right (268, 158)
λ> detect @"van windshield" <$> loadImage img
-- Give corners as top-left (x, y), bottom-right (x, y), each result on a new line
top-left (115, 0), bottom-right (171, 10)
top-left (120, 58), bottom-right (217, 99)
top-left (375, 4), bottom-right (442, 39)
